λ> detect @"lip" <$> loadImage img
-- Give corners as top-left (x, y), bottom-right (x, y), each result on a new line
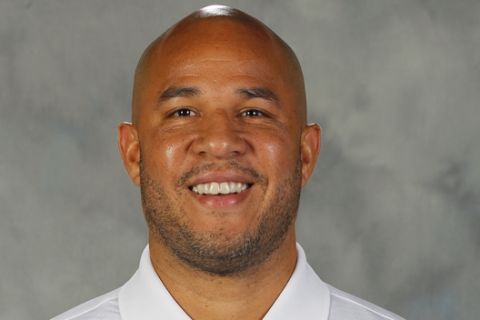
top-left (187, 171), bottom-right (255, 187)
top-left (191, 186), bottom-right (253, 208)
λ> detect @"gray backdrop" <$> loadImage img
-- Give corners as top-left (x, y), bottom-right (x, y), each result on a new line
top-left (1, 0), bottom-right (479, 319)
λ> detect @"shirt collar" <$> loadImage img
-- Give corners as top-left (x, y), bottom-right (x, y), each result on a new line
top-left (119, 244), bottom-right (330, 320)
top-left (263, 244), bottom-right (330, 319)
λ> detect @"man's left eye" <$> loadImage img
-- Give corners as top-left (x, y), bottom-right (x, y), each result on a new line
top-left (171, 108), bottom-right (196, 117)
top-left (241, 109), bottom-right (264, 117)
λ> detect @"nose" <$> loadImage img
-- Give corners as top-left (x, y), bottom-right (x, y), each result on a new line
top-left (191, 111), bottom-right (247, 159)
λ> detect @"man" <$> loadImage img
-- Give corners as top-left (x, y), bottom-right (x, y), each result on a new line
top-left (53, 5), bottom-right (404, 320)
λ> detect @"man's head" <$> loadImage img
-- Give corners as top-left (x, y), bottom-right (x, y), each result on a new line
top-left (118, 5), bottom-right (321, 276)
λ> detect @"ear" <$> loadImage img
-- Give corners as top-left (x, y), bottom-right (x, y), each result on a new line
top-left (118, 122), bottom-right (141, 186)
top-left (300, 123), bottom-right (321, 186)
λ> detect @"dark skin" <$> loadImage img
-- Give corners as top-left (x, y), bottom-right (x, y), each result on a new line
top-left (118, 5), bottom-right (321, 320)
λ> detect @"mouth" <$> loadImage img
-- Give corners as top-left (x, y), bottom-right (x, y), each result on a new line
top-left (189, 182), bottom-right (253, 196)
top-left (182, 167), bottom-right (261, 208)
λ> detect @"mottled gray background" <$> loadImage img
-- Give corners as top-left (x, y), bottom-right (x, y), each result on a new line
top-left (1, 0), bottom-right (479, 319)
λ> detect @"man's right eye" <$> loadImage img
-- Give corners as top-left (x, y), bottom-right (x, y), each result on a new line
top-left (171, 108), bottom-right (196, 117)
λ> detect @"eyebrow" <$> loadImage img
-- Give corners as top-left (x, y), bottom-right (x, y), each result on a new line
top-left (236, 87), bottom-right (279, 103)
top-left (158, 86), bottom-right (279, 104)
top-left (159, 86), bottom-right (201, 101)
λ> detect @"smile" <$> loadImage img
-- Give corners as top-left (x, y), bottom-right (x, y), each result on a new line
top-left (191, 182), bottom-right (251, 195)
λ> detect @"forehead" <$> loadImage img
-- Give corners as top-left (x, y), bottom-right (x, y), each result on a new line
top-left (140, 19), bottom-right (291, 86)
top-left (162, 18), bottom-right (278, 58)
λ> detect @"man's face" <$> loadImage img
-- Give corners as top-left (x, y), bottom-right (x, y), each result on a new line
top-left (119, 19), bottom-right (320, 275)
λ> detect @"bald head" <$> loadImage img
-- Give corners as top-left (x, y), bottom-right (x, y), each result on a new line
top-left (131, 5), bottom-right (306, 125)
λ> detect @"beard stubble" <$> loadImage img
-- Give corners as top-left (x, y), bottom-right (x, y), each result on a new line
top-left (140, 157), bottom-right (302, 276)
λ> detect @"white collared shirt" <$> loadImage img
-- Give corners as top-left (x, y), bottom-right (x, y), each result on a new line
top-left (52, 244), bottom-right (405, 320)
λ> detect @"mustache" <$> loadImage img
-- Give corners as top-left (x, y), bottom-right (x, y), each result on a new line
top-left (177, 161), bottom-right (267, 187)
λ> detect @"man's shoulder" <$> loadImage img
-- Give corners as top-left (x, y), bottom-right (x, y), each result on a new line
top-left (327, 284), bottom-right (405, 320)
top-left (50, 288), bottom-right (121, 320)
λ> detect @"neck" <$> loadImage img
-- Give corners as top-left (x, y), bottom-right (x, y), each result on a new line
top-left (149, 228), bottom-right (298, 320)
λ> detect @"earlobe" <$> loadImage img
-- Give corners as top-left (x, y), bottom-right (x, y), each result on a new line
top-left (118, 122), bottom-right (141, 186)
top-left (300, 123), bottom-right (321, 186)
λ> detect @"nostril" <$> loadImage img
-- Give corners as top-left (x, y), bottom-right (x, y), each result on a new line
top-left (192, 130), bottom-right (247, 159)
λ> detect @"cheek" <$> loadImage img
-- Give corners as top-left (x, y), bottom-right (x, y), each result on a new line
top-left (255, 133), bottom-right (299, 171)
top-left (141, 132), bottom-right (191, 178)
top-left (163, 142), bottom-right (180, 169)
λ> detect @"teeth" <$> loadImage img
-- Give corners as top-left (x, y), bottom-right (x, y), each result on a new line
top-left (192, 182), bottom-right (249, 195)
top-left (210, 183), bottom-right (219, 194)
top-left (219, 182), bottom-right (230, 194)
